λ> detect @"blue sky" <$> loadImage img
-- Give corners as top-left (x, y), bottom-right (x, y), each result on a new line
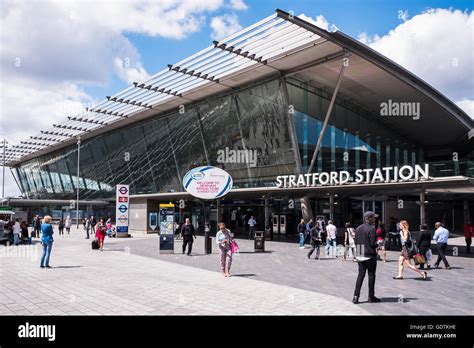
top-left (84, 0), bottom-right (474, 101)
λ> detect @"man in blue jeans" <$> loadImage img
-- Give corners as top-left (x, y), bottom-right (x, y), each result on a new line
top-left (297, 219), bottom-right (306, 248)
top-left (326, 220), bottom-right (338, 257)
top-left (40, 215), bottom-right (54, 268)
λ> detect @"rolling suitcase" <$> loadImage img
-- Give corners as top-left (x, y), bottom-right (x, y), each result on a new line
top-left (91, 239), bottom-right (99, 250)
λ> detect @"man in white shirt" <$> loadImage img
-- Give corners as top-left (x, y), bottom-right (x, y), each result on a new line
top-left (326, 220), bottom-right (338, 257)
top-left (248, 216), bottom-right (257, 239)
top-left (13, 219), bottom-right (21, 245)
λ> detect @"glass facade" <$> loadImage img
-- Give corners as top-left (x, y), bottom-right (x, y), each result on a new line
top-left (13, 79), bottom-right (297, 199)
top-left (12, 77), bottom-right (474, 200)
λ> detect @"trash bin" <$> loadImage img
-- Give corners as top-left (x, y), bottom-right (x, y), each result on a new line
top-left (254, 231), bottom-right (265, 252)
top-left (204, 224), bottom-right (212, 254)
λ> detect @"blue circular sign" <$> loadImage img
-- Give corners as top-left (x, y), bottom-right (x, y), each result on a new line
top-left (118, 204), bottom-right (128, 213)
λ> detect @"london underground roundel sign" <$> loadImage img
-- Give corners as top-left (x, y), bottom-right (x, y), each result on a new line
top-left (183, 166), bottom-right (233, 200)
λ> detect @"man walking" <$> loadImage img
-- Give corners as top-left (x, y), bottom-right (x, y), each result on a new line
top-left (433, 222), bottom-right (451, 269)
top-left (248, 216), bottom-right (257, 240)
top-left (181, 218), bottom-right (196, 256)
top-left (34, 215), bottom-right (41, 238)
top-left (464, 220), bottom-right (473, 254)
top-left (325, 220), bottom-right (338, 257)
top-left (307, 225), bottom-right (322, 259)
top-left (353, 211), bottom-right (380, 304)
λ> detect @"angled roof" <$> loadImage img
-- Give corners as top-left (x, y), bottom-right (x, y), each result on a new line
top-left (4, 9), bottom-right (472, 166)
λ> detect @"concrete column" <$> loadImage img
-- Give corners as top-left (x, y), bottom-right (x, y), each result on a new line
top-left (264, 197), bottom-right (269, 231)
top-left (329, 194), bottom-right (335, 221)
top-left (420, 191), bottom-right (426, 226)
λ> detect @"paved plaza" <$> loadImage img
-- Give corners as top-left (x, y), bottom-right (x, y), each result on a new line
top-left (0, 227), bottom-right (472, 316)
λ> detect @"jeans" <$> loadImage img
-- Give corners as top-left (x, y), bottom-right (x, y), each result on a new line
top-left (308, 241), bottom-right (321, 259)
top-left (435, 243), bottom-right (450, 268)
top-left (249, 226), bottom-right (255, 239)
top-left (40, 242), bottom-right (53, 267)
top-left (353, 257), bottom-right (377, 298)
top-left (219, 245), bottom-right (232, 273)
top-left (299, 233), bottom-right (305, 247)
top-left (326, 238), bottom-right (337, 256)
top-left (13, 234), bottom-right (20, 245)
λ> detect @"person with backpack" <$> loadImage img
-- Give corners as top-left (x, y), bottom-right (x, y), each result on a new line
top-left (393, 220), bottom-right (427, 280)
top-left (307, 225), bottom-right (322, 259)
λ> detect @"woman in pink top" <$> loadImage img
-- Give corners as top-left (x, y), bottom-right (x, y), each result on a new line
top-left (95, 218), bottom-right (107, 251)
top-left (376, 222), bottom-right (387, 262)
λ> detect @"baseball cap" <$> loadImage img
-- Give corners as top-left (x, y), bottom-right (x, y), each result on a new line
top-left (363, 211), bottom-right (379, 220)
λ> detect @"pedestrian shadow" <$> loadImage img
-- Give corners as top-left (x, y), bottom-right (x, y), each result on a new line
top-left (378, 297), bottom-right (418, 303)
top-left (53, 266), bottom-right (83, 269)
top-left (425, 266), bottom-right (464, 271)
top-left (235, 251), bottom-right (274, 254)
top-left (231, 273), bottom-right (256, 277)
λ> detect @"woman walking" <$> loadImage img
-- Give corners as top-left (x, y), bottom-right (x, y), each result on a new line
top-left (40, 216), bottom-right (54, 268)
top-left (216, 222), bottom-right (233, 277)
top-left (95, 218), bottom-right (107, 251)
top-left (343, 222), bottom-right (357, 261)
top-left (393, 220), bottom-right (427, 280)
top-left (416, 223), bottom-right (432, 269)
top-left (376, 222), bottom-right (387, 262)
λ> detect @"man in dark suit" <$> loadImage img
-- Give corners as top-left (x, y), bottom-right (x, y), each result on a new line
top-left (353, 211), bottom-right (380, 304)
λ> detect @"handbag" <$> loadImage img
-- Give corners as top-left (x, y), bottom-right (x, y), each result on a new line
top-left (414, 253), bottom-right (426, 265)
top-left (231, 240), bottom-right (239, 254)
top-left (426, 249), bottom-right (433, 261)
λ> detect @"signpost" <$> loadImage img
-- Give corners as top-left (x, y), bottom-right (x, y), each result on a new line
top-left (149, 212), bottom-right (158, 231)
top-left (182, 166), bottom-right (233, 254)
top-left (159, 204), bottom-right (175, 254)
top-left (116, 184), bottom-right (129, 238)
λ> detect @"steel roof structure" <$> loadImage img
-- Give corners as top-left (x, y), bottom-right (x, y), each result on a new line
top-left (3, 9), bottom-right (472, 166)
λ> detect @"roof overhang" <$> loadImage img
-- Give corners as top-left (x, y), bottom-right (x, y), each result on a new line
top-left (130, 176), bottom-right (474, 202)
top-left (6, 9), bottom-right (473, 166)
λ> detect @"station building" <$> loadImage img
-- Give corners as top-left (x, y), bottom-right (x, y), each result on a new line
top-left (4, 10), bottom-right (473, 236)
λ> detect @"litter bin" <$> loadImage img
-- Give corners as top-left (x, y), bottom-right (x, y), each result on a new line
top-left (204, 224), bottom-right (212, 254)
top-left (254, 231), bottom-right (265, 252)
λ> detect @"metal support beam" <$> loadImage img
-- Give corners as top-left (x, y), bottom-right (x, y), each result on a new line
top-left (307, 62), bottom-right (346, 174)
top-left (329, 194), bottom-right (335, 221)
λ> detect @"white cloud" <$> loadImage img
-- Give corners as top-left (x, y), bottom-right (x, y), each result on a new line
top-left (0, 0), bottom-right (230, 197)
top-left (298, 13), bottom-right (338, 32)
top-left (456, 99), bottom-right (474, 117)
top-left (210, 14), bottom-right (243, 41)
top-left (114, 57), bottom-right (151, 85)
top-left (229, 0), bottom-right (248, 11)
top-left (357, 8), bottom-right (474, 117)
